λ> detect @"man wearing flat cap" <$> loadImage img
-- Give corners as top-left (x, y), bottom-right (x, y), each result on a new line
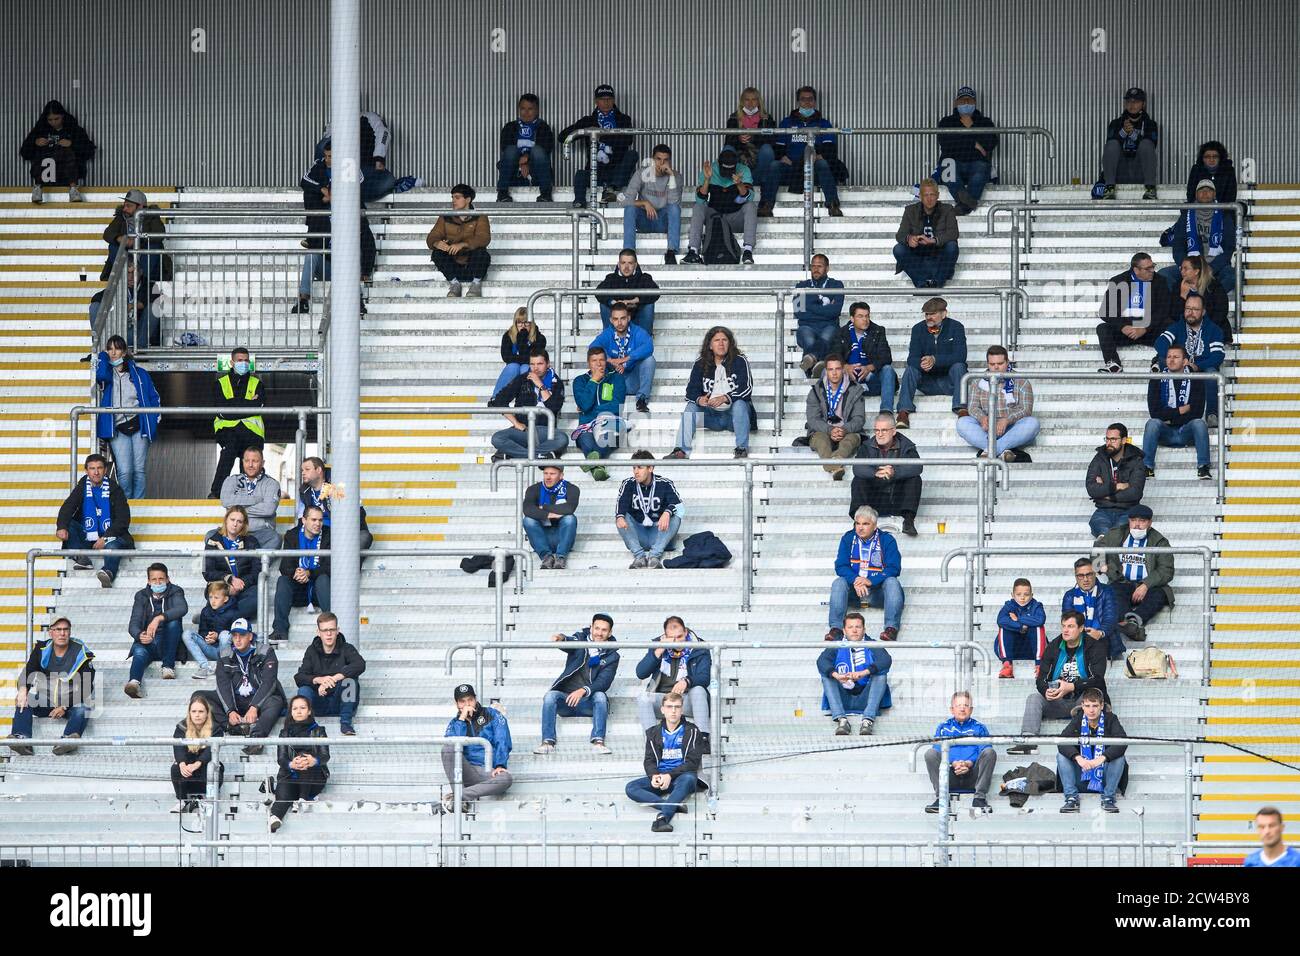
top-left (1093, 504), bottom-right (1175, 644)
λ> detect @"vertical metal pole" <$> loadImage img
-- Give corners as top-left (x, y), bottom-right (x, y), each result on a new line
top-left (1216, 377), bottom-right (1225, 504)
top-left (328, 0), bottom-right (363, 650)
top-left (526, 409), bottom-right (537, 461)
top-left (451, 745), bottom-right (464, 866)
top-left (801, 138), bottom-right (814, 264)
top-left (204, 740), bottom-right (220, 868)
top-left (556, 292), bottom-right (567, 384)
top-left (258, 554), bottom-right (270, 638)
top-left (1135, 806), bottom-right (1147, 868)
top-left (492, 550), bottom-right (505, 683)
top-left (741, 462), bottom-right (754, 612)
top-left (1183, 742), bottom-right (1195, 848)
top-left (998, 291), bottom-right (1008, 352)
top-left (24, 552), bottom-right (35, 660)
top-left (475, 644), bottom-right (484, 697)
top-left (986, 374), bottom-right (997, 462)
top-left (69, 409), bottom-right (80, 487)
top-left (295, 412), bottom-right (306, 494)
top-left (588, 134), bottom-right (599, 209)
top-left (570, 217), bottom-right (579, 297)
top-left (773, 293), bottom-right (786, 438)
top-left (936, 739), bottom-right (952, 867)
top-left (1233, 218), bottom-right (1243, 336)
top-left (514, 466), bottom-right (525, 552)
top-left (1009, 215), bottom-right (1020, 347)
top-left (1201, 550), bottom-right (1212, 685)
top-left (711, 648), bottom-right (723, 795)
top-left (961, 553), bottom-right (974, 650)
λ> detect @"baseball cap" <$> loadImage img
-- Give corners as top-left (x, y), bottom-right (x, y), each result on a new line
top-left (717, 147), bottom-right (738, 173)
top-left (956, 86), bottom-right (977, 100)
top-left (1195, 178), bottom-right (1216, 193)
top-left (1124, 87), bottom-right (1147, 101)
top-left (230, 618), bottom-right (252, 634)
top-left (594, 84), bottom-right (615, 99)
top-left (121, 189), bottom-right (147, 205)
top-left (454, 683), bottom-right (476, 701)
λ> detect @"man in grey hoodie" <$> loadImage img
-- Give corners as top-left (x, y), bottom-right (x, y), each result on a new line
top-left (620, 144), bottom-right (683, 265)
top-left (220, 448), bottom-right (282, 550)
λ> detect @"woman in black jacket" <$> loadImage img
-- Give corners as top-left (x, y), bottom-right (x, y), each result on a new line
top-left (1169, 254), bottom-right (1233, 345)
top-left (170, 693), bottom-right (224, 813)
top-left (493, 307), bottom-right (546, 399)
top-left (203, 506), bottom-right (260, 620)
top-left (1185, 140), bottom-right (1237, 204)
top-left (269, 695), bottom-right (330, 833)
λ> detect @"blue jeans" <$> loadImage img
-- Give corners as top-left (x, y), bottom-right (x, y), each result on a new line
top-left (944, 159), bottom-right (992, 204)
top-left (297, 679), bottom-right (359, 726)
top-left (361, 169), bottom-right (398, 203)
top-left (541, 689), bottom-right (608, 743)
top-left (819, 673), bottom-right (888, 719)
top-left (828, 575), bottom-right (905, 630)
top-left (1056, 753), bottom-right (1127, 800)
top-left (751, 144), bottom-right (777, 203)
top-left (1143, 418), bottom-right (1209, 468)
top-left (574, 149), bottom-right (639, 205)
top-left (855, 365), bottom-right (899, 411)
top-left (764, 156), bottom-right (839, 206)
top-left (599, 301), bottom-right (656, 335)
top-left (493, 363), bottom-right (528, 399)
top-left (622, 203), bottom-right (682, 253)
top-left (182, 628), bottom-right (233, 663)
top-left (490, 425), bottom-right (569, 458)
top-left (63, 523), bottom-right (130, 578)
top-left (575, 414), bottom-right (622, 459)
top-left (677, 399), bottom-right (751, 452)
top-left (621, 356), bottom-right (656, 401)
top-left (522, 514), bottom-right (577, 558)
top-left (1089, 507), bottom-right (1130, 537)
top-left (956, 415), bottom-right (1041, 455)
top-left (893, 241), bottom-right (959, 288)
top-left (300, 252), bottom-right (328, 297)
top-left (796, 318), bottom-right (840, 359)
top-left (898, 362), bottom-right (970, 413)
top-left (129, 621), bottom-right (183, 681)
top-left (11, 704), bottom-right (89, 739)
top-left (626, 771), bottom-right (698, 822)
top-left (273, 573), bottom-right (331, 635)
top-left (109, 429), bottom-right (149, 499)
top-left (498, 146), bottom-right (554, 194)
top-left (618, 512), bottom-right (681, 559)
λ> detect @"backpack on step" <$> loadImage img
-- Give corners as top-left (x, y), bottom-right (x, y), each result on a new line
top-left (700, 207), bottom-right (742, 265)
top-left (1125, 646), bottom-right (1178, 679)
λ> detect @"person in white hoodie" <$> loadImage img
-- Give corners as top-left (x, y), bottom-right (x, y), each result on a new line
top-left (620, 145), bottom-right (683, 265)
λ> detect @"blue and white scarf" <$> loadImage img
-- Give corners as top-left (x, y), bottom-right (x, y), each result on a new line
top-left (1185, 209), bottom-right (1225, 258)
top-left (1162, 376), bottom-right (1192, 410)
top-left (847, 326), bottom-right (868, 367)
top-left (82, 477), bottom-right (111, 539)
top-left (851, 532), bottom-right (884, 579)
top-left (515, 120), bottom-right (537, 153)
top-left (1069, 585), bottom-right (1099, 625)
top-left (304, 485), bottom-right (331, 525)
top-left (1078, 710), bottom-right (1107, 793)
top-left (297, 527), bottom-right (321, 572)
top-left (659, 633), bottom-right (695, 679)
top-left (218, 534), bottom-right (244, 577)
top-left (658, 723), bottom-right (686, 772)
top-left (532, 368), bottom-right (557, 406)
top-left (537, 479), bottom-right (569, 507)
top-left (1121, 535), bottom-right (1148, 582)
top-left (1124, 273), bottom-right (1148, 317)
top-left (609, 332), bottom-right (632, 359)
top-left (824, 378), bottom-right (846, 419)
top-left (236, 472), bottom-right (264, 494)
top-left (833, 644), bottom-right (875, 689)
top-left (595, 109), bottom-right (616, 163)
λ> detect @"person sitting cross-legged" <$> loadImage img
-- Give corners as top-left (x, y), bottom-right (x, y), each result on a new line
top-left (670, 326), bottom-right (755, 460)
top-left (805, 354), bottom-right (865, 481)
top-left (827, 506), bottom-right (905, 642)
top-left (534, 612), bottom-right (621, 756)
top-left (57, 453), bottom-right (134, 588)
top-left (487, 349), bottom-right (568, 461)
top-left (1094, 504), bottom-right (1174, 644)
top-left (924, 691), bottom-right (995, 812)
top-left (124, 563), bottom-right (188, 699)
top-left (590, 302), bottom-right (655, 414)
top-left (523, 464), bottom-right (580, 570)
top-left (293, 612), bottom-right (365, 736)
top-left (957, 345), bottom-right (1039, 463)
top-left (183, 581), bottom-right (243, 680)
top-left (625, 691), bottom-right (709, 833)
top-left (572, 346), bottom-right (625, 480)
top-left (1008, 611), bottom-right (1109, 755)
top-left (1056, 688), bottom-right (1130, 814)
top-left (270, 505), bottom-right (331, 643)
top-left (634, 616), bottom-right (711, 732)
top-left (817, 611), bottom-right (892, 736)
top-left (995, 577), bottom-right (1047, 679)
top-left (5, 617), bottom-right (93, 756)
top-left (616, 451), bottom-right (682, 570)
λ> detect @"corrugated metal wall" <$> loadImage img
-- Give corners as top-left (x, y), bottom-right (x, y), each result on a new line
top-left (4, 0), bottom-right (1296, 187)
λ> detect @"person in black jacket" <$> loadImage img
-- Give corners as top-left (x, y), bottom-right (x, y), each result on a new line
top-left (171, 693), bottom-right (224, 813)
top-left (270, 506), bottom-right (331, 642)
top-left (493, 307), bottom-right (547, 399)
top-left (534, 613), bottom-right (620, 755)
top-left (595, 249), bottom-right (660, 333)
top-left (1167, 254), bottom-right (1232, 344)
top-left (1008, 611), bottom-right (1109, 754)
top-left (634, 617), bottom-right (710, 731)
top-left (498, 93), bottom-right (556, 202)
top-left (202, 506), bottom-right (260, 621)
top-left (1185, 140), bottom-right (1236, 204)
top-left (1055, 688), bottom-right (1130, 813)
top-left (268, 695), bottom-right (330, 833)
top-left (848, 413), bottom-right (923, 535)
top-left (523, 464), bottom-right (579, 570)
top-left (1085, 422), bottom-right (1148, 536)
top-left (56, 454), bottom-right (134, 587)
top-left (836, 302), bottom-right (898, 413)
top-left (625, 692), bottom-right (709, 832)
top-left (1141, 344), bottom-right (1210, 479)
top-left (936, 86), bottom-right (998, 214)
top-left (293, 145), bottom-right (376, 315)
top-left (5, 618), bottom-right (94, 756)
top-left (293, 613), bottom-right (365, 735)
top-left (124, 563), bottom-right (188, 698)
top-left (1099, 87), bottom-right (1159, 199)
top-left (214, 625), bottom-right (286, 752)
top-left (20, 99), bottom-right (94, 203)
top-left (725, 87), bottom-right (781, 217)
top-left (298, 456), bottom-right (373, 553)
top-left (559, 84), bottom-right (637, 208)
top-left (1096, 253), bottom-right (1175, 373)
top-left (487, 349), bottom-right (568, 460)
top-left (208, 347), bottom-right (265, 498)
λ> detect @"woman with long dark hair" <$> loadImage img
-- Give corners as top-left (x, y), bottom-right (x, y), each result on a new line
top-left (670, 326), bottom-right (756, 459)
top-left (93, 334), bottom-right (160, 499)
top-left (268, 695), bottom-right (330, 833)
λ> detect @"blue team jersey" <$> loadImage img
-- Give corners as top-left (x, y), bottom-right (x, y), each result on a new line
top-left (1243, 846), bottom-right (1300, 867)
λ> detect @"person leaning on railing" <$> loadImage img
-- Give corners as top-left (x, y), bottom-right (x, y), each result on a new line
top-left (5, 617), bottom-right (94, 757)
top-left (559, 83), bottom-right (637, 209)
top-left (57, 453), bottom-right (134, 587)
top-left (101, 188), bottom-right (167, 283)
top-left (208, 347), bottom-right (265, 498)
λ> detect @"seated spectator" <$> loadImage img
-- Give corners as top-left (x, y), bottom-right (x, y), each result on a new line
top-left (635, 617), bottom-right (711, 732)
top-left (559, 84), bottom-right (637, 209)
top-left (215, 623), bottom-right (286, 755)
top-left (573, 347), bottom-right (625, 479)
top-left (595, 248), bottom-right (660, 333)
top-left (534, 613), bottom-right (620, 755)
top-left (1056, 688), bottom-right (1129, 813)
top-left (299, 456), bottom-right (373, 552)
top-left (208, 347), bottom-right (265, 499)
top-left (203, 506), bottom-right (259, 621)
top-left (1244, 807), bottom-right (1300, 867)
top-left (170, 693), bottom-right (224, 814)
top-left (497, 93), bottom-right (556, 202)
top-left (724, 87), bottom-right (780, 218)
top-left (795, 254), bottom-right (846, 377)
top-left (619, 145), bottom-right (682, 264)
top-left (682, 147), bottom-right (758, 265)
top-left (1063, 558), bottom-right (1121, 660)
top-left (1155, 293), bottom-right (1226, 427)
top-left (183, 583), bottom-right (244, 680)
top-left (957, 345), bottom-right (1038, 462)
top-left (124, 563), bottom-right (188, 699)
top-left (269, 695), bottom-right (330, 833)
top-left (590, 302), bottom-right (655, 413)
top-left (670, 326), bottom-right (755, 459)
top-left (1097, 88), bottom-right (1159, 200)
top-left (494, 307), bottom-right (547, 399)
top-left (1186, 140), bottom-right (1237, 205)
top-left (897, 297), bottom-right (968, 426)
top-left (441, 683), bottom-right (513, 812)
top-left (270, 505), bottom-right (330, 643)
top-left (1168, 255), bottom-right (1231, 345)
top-left (220, 447), bottom-right (282, 551)
top-left (773, 86), bottom-right (843, 217)
top-left (805, 354), bottom-right (865, 480)
top-left (315, 112), bottom-right (419, 203)
top-left (828, 506), bottom-right (904, 642)
top-left (1008, 611), bottom-right (1109, 754)
top-left (924, 691), bottom-right (994, 812)
top-left (88, 260), bottom-right (160, 348)
top-left (93, 335), bottom-right (160, 499)
top-left (523, 464), bottom-right (579, 570)
top-left (837, 301), bottom-right (897, 412)
top-left (487, 349), bottom-right (568, 461)
top-left (101, 188), bottom-right (167, 283)
top-left (626, 692), bottom-right (709, 832)
top-left (1143, 344), bottom-right (1210, 480)
top-left (616, 451), bottom-right (682, 569)
top-left (937, 86), bottom-right (998, 215)
top-left (1096, 253), bottom-right (1174, 375)
top-left (1094, 504), bottom-right (1174, 644)
top-left (995, 578), bottom-right (1047, 679)
top-left (1085, 422), bottom-right (1147, 536)
top-left (21, 99), bottom-right (94, 204)
top-left (893, 180), bottom-right (959, 288)
top-left (295, 145), bottom-right (377, 314)
top-left (5, 618), bottom-right (93, 756)
top-left (294, 612), bottom-right (365, 736)
top-left (817, 611), bottom-right (892, 735)
top-left (57, 453), bottom-right (134, 587)
top-left (1159, 180), bottom-right (1237, 293)
top-left (849, 413), bottom-right (923, 536)
top-left (425, 184), bottom-right (491, 297)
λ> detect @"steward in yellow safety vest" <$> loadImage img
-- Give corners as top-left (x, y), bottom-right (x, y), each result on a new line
top-left (208, 347), bottom-right (266, 498)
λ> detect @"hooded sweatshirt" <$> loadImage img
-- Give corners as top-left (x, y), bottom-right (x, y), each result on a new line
top-left (20, 100), bottom-right (96, 177)
top-left (294, 632), bottom-right (367, 689)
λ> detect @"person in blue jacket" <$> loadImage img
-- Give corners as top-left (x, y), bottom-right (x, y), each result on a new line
top-left (1158, 179), bottom-right (1237, 293)
top-left (441, 683), bottom-right (512, 813)
top-left (93, 335), bottom-right (160, 500)
top-left (896, 298), bottom-right (969, 426)
top-left (571, 346), bottom-right (626, 480)
top-left (1143, 344), bottom-right (1210, 479)
top-left (1153, 293), bottom-right (1227, 425)
top-left (828, 506), bottom-right (905, 642)
top-left (635, 616), bottom-right (710, 732)
top-left (533, 613), bottom-right (620, 755)
top-left (794, 253), bottom-right (846, 377)
top-left (817, 611), bottom-right (891, 736)
top-left (773, 86), bottom-right (843, 216)
top-left (924, 691), bottom-right (994, 812)
top-left (1062, 558), bottom-right (1121, 660)
top-left (1244, 807), bottom-right (1300, 867)
top-left (589, 303), bottom-right (655, 413)
top-left (995, 578), bottom-right (1047, 679)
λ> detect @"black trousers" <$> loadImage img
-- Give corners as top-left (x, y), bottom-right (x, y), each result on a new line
top-left (848, 475), bottom-right (923, 520)
top-left (170, 760), bottom-right (224, 799)
top-left (1097, 321), bottom-right (1164, 367)
top-left (271, 771), bottom-right (327, 819)
top-left (431, 248), bottom-right (491, 282)
top-left (209, 427), bottom-right (263, 497)
top-left (1110, 579), bottom-right (1170, 624)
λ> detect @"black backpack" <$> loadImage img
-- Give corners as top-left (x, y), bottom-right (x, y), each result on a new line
top-left (700, 207), bottom-right (741, 265)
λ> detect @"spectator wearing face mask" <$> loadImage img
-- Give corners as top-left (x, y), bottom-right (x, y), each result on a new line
top-left (92, 335), bottom-right (160, 500)
top-left (124, 563), bottom-right (188, 698)
top-left (208, 347), bottom-right (265, 499)
top-left (559, 84), bottom-right (637, 209)
top-left (724, 87), bottom-right (781, 218)
top-left (936, 86), bottom-right (998, 215)
top-left (773, 85), bottom-right (843, 217)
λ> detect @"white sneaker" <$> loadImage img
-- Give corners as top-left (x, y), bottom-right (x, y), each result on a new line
top-left (192, 664), bottom-right (213, 680)
top-left (124, 679), bottom-right (142, 699)
top-left (169, 800), bottom-right (187, 814)
top-left (269, 815), bottom-right (282, 833)
top-left (161, 667), bottom-right (176, 680)
top-left (68, 184), bottom-right (85, 202)
top-left (31, 184), bottom-right (43, 204)
top-left (591, 741), bottom-right (612, 755)
top-left (533, 742), bottom-right (556, 754)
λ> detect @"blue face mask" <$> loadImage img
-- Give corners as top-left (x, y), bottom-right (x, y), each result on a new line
top-left (798, 107), bottom-right (815, 118)
top-left (150, 583), bottom-right (167, 594)
top-left (233, 361), bottom-right (250, 376)
top-left (956, 103), bottom-right (976, 116)
top-left (109, 356), bottom-right (124, 366)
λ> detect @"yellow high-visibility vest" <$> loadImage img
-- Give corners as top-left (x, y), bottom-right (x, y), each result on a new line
top-left (213, 374), bottom-right (265, 437)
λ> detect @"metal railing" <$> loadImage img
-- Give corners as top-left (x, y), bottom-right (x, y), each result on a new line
top-left (490, 455), bottom-right (1009, 612)
top-left (985, 201), bottom-right (1248, 344)
top-left (940, 544), bottom-right (1216, 680)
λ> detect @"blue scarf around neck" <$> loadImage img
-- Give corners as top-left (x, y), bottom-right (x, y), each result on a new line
top-left (82, 477), bottom-right (111, 538)
top-left (1078, 709), bottom-right (1107, 792)
top-left (833, 643), bottom-right (875, 689)
top-left (851, 532), bottom-right (884, 578)
top-left (297, 527), bottom-right (321, 571)
top-left (1185, 208), bottom-right (1225, 258)
top-left (537, 479), bottom-right (569, 507)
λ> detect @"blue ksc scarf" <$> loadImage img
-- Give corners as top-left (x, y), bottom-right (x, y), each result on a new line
top-left (297, 527), bottom-right (321, 572)
top-left (1069, 585), bottom-right (1099, 626)
top-left (825, 378), bottom-right (846, 419)
top-left (595, 109), bottom-right (616, 163)
top-left (852, 532), bottom-right (884, 578)
top-left (516, 120), bottom-right (537, 152)
top-left (533, 368), bottom-right (557, 406)
top-left (305, 485), bottom-right (332, 525)
top-left (82, 477), bottom-right (111, 538)
top-left (1162, 375), bottom-right (1191, 410)
top-left (1185, 209), bottom-right (1225, 258)
top-left (219, 534), bottom-right (244, 577)
top-left (537, 479), bottom-right (569, 507)
top-left (1125, 273), bottom-right (1148, 316)
top-left (833, 644), bottom-right (875, 689)
top-left (658, 723), bottom-right (686, 772)
top-left (847, 326), bottom-right (867, 366)
top-left (1078, 709), bottom-right (1107, 792)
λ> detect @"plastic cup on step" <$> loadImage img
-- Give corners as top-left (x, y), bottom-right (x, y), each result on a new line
top-left (937, 521), bottom-right (947, 534)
